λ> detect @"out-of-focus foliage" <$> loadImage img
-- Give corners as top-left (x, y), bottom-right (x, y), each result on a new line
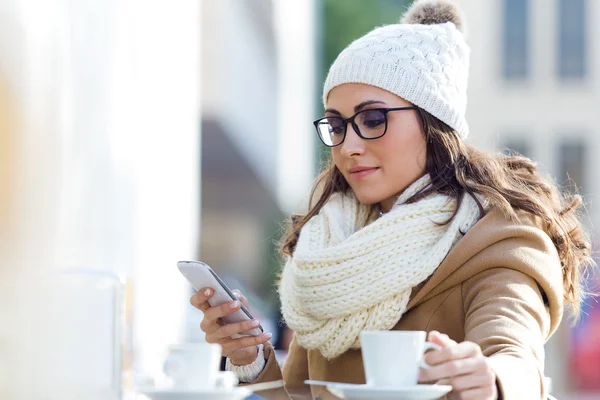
top-left (322, 0), bottom-right (412, 71)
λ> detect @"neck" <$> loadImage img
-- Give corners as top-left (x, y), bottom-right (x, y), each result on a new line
top-left (378, 173), bottom-right (430, 214)
top-left (378, 198), bottom-right (398, 214)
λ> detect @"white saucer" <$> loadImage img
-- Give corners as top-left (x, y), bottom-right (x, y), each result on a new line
top-left (140, 387), bottom-right (251, 400)
top-left (305, 380), bottom-right (452, 400)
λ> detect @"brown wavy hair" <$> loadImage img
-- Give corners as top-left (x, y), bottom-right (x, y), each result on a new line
top-left (280, 108), bottom-right (594, 320)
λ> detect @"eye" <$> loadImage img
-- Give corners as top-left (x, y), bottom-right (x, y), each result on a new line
top-left (326, 117), bottom-right (345, 134)
top-left (360, 109), bottom-right (386, 129)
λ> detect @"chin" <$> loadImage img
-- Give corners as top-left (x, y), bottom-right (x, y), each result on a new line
top-left (353, 191), bottom-right (384, 206)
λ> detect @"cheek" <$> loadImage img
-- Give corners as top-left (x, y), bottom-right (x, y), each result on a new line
top-left (331, 149), bottom-right (343, 170)
top-left (378, 126), bottom-right (426, 170)
top-left (331, 149), bottom-right (351, 180)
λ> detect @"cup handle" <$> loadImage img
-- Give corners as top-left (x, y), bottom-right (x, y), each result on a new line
top-left (419, 341), bottom-right (442, 370)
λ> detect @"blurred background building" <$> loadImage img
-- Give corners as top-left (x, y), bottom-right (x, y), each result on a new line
top-left (191, 0), bottom-right (316, 345)
top-left (196, 0), bottom-right (285, 342)
top-left (464, 0), bottom-right (599, 223)
top-left (0, 0), bottom-right (598, 399)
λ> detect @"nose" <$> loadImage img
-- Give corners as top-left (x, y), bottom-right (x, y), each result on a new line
top-left (339, 123), bottom-right (365, 157)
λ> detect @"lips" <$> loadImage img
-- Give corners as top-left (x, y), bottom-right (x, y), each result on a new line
top-left (349, 166), bottom-right (379, 180)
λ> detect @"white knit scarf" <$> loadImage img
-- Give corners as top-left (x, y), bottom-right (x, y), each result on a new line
top-left (279, 175), bottom-right (483, 359)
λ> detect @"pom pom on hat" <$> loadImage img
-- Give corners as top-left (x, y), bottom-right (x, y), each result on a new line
top-left (401, 0), bottom-right (465, 34)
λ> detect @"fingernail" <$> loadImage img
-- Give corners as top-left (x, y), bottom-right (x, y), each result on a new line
top-left (263, 332), bottom-right (272, 340)
top-left (251, 319), bottom-right (260, 327)
top-left (232, 290), bottom-right (241, 297)
top-left (230, 301), bottom-right (240, 309)
top-left (204, 289), bottom-right (211, 297)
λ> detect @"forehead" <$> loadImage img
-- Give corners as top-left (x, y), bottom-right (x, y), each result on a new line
top-left (326, 83), bottom-right (411, 110)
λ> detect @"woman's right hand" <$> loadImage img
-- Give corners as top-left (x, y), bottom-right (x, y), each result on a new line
top-left (190, 288), bottom-right (272, 366)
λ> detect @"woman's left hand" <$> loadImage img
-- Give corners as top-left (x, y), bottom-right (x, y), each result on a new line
top-left (418, 331), bottom-right (498, 400)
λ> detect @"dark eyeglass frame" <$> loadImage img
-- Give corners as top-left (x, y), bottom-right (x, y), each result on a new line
top-left (313, 106), bottom-right (419, 147)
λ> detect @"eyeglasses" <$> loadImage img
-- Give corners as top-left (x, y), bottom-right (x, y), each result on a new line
top-left (313, 106), bottom-right (418, 147)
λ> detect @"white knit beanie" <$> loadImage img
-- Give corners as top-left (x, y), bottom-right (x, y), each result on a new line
top-left (322, 0), bottom-right (470, 139)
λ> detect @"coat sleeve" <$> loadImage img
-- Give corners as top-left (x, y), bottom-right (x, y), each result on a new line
top-left (240, 335), bottom-right (312, 400)
top-left (461, 267), bottom-right (553, 400)
top-left (281, 335), bottom-right (312, 399)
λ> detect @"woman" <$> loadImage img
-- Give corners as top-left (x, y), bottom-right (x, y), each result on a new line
top-left (191, 1), bottom-right (592, 399)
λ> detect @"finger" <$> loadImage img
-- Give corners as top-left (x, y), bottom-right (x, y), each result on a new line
top-left (220, 332), bottom-right (273, 354)
top-left (427, 331), bottom-right (444, 346)
top-left (424, 341), bottom-right (481, 366)
top-left (448, 386), bottom-right (496, 400)
top-left (446, 369), bottom-right (495, 391)
top-left (231, 289), bottom-right (251, 311)
top-left (200, 316), bottom-right (220, 335)
top-left (441, 333), bottom-right (457, 346)
top-left (209, 318), bottom-right (262, 341)
top-left (190, 288), bottom-right (213, 311)
top-left (420, 356), bottom-right (482, 382)
top-left (428, 331), bottom-right (457, 347)
top-left (203, 300), bottom-right (242, 322)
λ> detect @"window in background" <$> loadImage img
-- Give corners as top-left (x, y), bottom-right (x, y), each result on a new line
top-left (558, 139), bottom-right (586, 194)
top-left (502, 0), bottom-right (529, 80)
top-left (502, 138), bottom-right (531, 158)
top-left (558, 0), bottom-right (587, 80)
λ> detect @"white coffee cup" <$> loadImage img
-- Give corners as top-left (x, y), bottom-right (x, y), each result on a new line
top-left (360, 331), bottom-right (441, 388)
top-left (164, 343), bottom-right (224, 390)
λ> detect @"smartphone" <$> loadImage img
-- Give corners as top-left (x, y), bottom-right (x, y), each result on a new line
top-left (177, 260), bottom-right (263, 336)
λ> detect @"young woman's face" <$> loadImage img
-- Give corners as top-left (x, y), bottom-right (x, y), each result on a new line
top-left (326, 83), bottom-right (427, 212)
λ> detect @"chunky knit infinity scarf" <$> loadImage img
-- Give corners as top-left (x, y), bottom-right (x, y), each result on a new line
top-left (279, 175), bottom-right (483, 359)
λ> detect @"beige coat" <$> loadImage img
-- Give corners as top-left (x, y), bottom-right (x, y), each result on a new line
top-left (248, 208), bottom-right (564, 400)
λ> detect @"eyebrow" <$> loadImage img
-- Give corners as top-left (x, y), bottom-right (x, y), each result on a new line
top-left (324, 100), bottom-right (387, 116)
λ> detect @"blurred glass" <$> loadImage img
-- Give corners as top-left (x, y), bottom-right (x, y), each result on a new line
top-left (34, 269), bottom-right (126, 400)
top-left (0, 269), bottom-right (126, 400)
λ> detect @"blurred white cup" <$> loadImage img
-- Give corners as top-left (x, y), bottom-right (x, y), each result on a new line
top-left (164, 343), bottom-right (228, 390)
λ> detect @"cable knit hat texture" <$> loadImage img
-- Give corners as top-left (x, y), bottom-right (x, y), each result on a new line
top-left (322, 0), bottom-right (471, 139)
